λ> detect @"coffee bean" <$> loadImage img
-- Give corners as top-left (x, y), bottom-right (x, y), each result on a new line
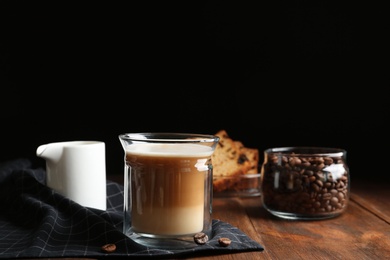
top-left (261, 151), bottom-right (349, 217)
top-left (218, 237), bottom-right (231, 247)
top-left (101, 243), bottom-right (116, 253)
top-left (194, 232), bottom-right (208, 245)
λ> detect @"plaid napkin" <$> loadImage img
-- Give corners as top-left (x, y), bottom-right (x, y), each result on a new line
top-left (0, 158), bottom-right (264, 259)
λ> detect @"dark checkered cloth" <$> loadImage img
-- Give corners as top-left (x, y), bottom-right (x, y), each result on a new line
top-left (0, 159), bottom-right (264, 259)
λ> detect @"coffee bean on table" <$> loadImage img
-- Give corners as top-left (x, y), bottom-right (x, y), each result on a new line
top-left (218, 237), bottom-right (231, 247)
top-left (194, 232), bottom-right (209, 245)
top-left (101, 243), bottom-right (116, 253)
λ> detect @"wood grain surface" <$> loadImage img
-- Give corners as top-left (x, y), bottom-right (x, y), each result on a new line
top-left (23, 177), bottom-right (390, 260)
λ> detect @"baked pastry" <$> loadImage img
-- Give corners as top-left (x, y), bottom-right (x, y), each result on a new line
top-left (231, 142), bottom-right (260, 190)
top-left (235, 141), bottom-right (259, 174)
top-left (212, 130), bottom-right (259, 192)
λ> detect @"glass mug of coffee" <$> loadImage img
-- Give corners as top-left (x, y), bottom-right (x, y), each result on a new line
top-left (119, 133), bottom-right (219, 249)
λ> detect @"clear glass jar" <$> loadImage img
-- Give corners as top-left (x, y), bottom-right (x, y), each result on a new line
top-left (260, 147), bottom-right (350, 220)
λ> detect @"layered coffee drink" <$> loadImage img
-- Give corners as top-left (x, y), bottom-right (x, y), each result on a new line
top-left (124, 143), bottom-right (213, 237)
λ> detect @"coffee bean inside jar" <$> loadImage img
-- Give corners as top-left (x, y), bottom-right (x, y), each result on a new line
top-left (260, 147), bottom-right (350, 220)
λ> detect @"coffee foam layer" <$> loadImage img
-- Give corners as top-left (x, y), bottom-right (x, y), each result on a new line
top-left (125, 143), bottom-right (214, 157)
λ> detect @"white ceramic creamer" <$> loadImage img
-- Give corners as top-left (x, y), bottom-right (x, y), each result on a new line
top-left (36, 141), bottom-right (107, 210)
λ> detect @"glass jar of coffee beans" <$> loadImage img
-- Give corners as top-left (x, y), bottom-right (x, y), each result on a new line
top-left (260, 147), bottom-right (350, 220)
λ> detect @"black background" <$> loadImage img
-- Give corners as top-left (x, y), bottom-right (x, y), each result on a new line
top-left (1, 2), bottom-right (388, 182)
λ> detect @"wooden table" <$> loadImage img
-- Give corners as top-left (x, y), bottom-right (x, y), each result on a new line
top-left (29, 177), bottom-right (390, 259)
top-left (199, 178), bottom-right (390, 259)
